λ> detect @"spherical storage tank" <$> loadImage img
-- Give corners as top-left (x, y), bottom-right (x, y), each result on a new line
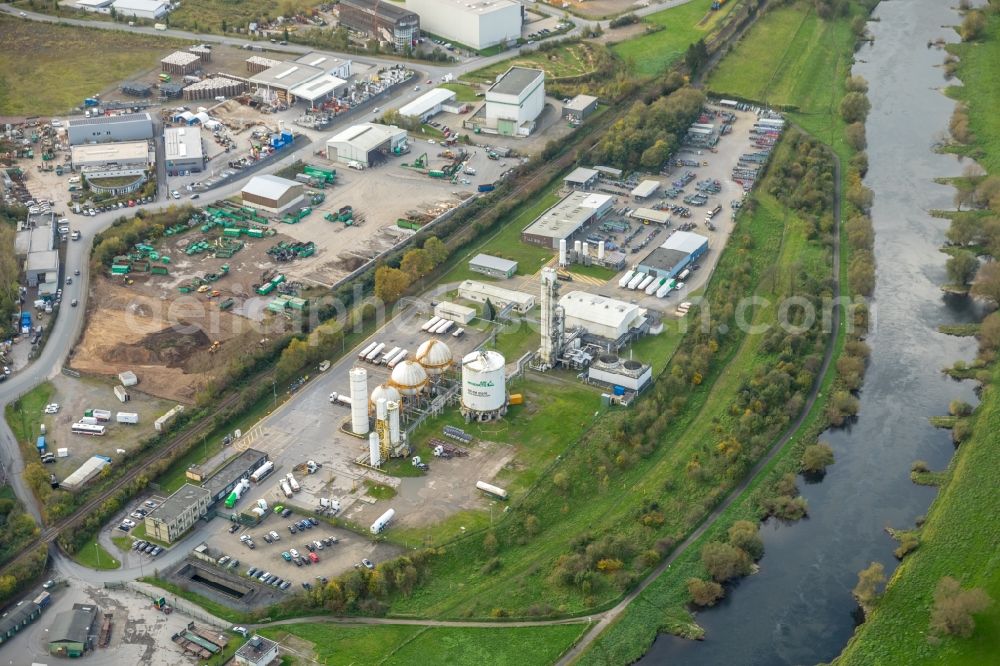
top-left (369, 383), bottom-right (402, 411)
top-left (389, 359), bottom-right (429, 396)
top-left (415, 339), bottom-right (453, 375)
top-left (461, 350), bottom-right (506, 416)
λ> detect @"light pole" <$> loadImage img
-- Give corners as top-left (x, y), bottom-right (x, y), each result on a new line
top-left (272, 377), bottom-right (277, 411)
top-left (94, 541), bottom-right (100, 568)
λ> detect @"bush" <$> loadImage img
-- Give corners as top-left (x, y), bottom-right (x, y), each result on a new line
top-left (948, 400), bottom-right (974, 416)
top-left (930, 576), bottom-right (992, 637)
top-left (727, 520), bottom-right (764, 560)
top-left (845, 122), bottom-right (867, 151)
top-left (800, 442), bottom-right (835, 474)
top-left (764, 494), bottom-right (809, 521)
top-left (687, 578), bottom-right (725, 607)
top-left (910, 459), bottom-right (930, 474)
top-left (701, 541), bottom-right (752, 582)
top-left (840, 92), bottom-right (871, 124)
top-left (959, 10), bottom-right (987, 42)
top-left (893, 532), bottom-right (919, 559)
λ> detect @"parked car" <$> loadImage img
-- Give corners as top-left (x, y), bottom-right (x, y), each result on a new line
top-left (229, 523), bottom-right (240, 534)
top-left (281, 551), bottom-right (292, 561)
top-left (309, 552), bottom-right (319, 563)
top-left (281, 508), bottom-right (292, 518)
top-left (362, 559), bottom-right (374, 570)
top-left (232, 626), bottom-right (249, 638)
top-left (289, 524), bottom-right (297, 534)
top-left (289, 549), bottom-right (300, 559)
top-left (280, 581), bottom-right (291, 590)
top-left (309, 518), bottom-right (319, 526)
top-left (151, 546), bottom-right (162, 556)
top-left (247, 567), bottom-right (258, 577)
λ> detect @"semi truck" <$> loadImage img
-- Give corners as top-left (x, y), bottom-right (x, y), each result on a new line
top-left (250, 460), bottom-right (274, 482)
top-left (280, 480), bottom-right (293, 498)
top-left (286, 473), bottom-right (300, 493)
top-left (364, 342), bottom-right (386, 362)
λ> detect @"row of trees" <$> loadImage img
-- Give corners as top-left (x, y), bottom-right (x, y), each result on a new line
top-left (298, 549), bottom-right (437, 614)
top-left (374, 237), bottom-right (450, 304)
top-left (687, 521), bottom-right (764, 607)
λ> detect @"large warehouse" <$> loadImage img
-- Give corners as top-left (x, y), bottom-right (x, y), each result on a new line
top-left (144, 484), bottom-right (211, 544)
top-left (249, 61), bottom-right (325, 105)
top-left (295, 52), bottom-right (353, 79)
top-left (521, 191), bottom-right (613, 248)
top-left (66, 112), bottom-right (154, 145)
top-left (637, 230), bottom-right (709, 279)
top-left (398, 88), bottom-right (457, 122)
top-left (164, 126), bottom-right (205, 175)
top-left (406, 0), bottom-right (522, 50)
top-left (111, 0), bottom-right (168, 19)
top-left (484, 67), bottom-right (545, 136)
top-left (458, 280), bottom-right (535, 313)
top-left (339, 0), bottom-right (420, 51)
top-left (326, 123), bottom-right (408, 167)
top-left (70, 141), bottom-right (152, 169)
top-left (558, 291), bottom-right (647, 341)
top-left (241, 175), bottom-right (305, 215)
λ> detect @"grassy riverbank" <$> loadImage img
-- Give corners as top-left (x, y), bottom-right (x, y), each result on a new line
top-left (945, 11), bottom-right (1000, 173)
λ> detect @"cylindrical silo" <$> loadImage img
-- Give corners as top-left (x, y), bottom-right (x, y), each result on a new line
top-left (388, 400), bottom-right (400, 445)
top-left (597, 241), bottom-right (605, 260)
top-left (582, 241), bottom-right (590, 259)
top-left (460, 350), bottom-right (507, 422)
top-left (349, 367), bottom-right (369, 435)
top-left (368, 432), bottom-right (381, 467)
top-left (376, 397), bottom-right (387, 421)
top-left (559, 239), bottom-right (568, 267)
top-left (573, 240), bottom-right (582, 256)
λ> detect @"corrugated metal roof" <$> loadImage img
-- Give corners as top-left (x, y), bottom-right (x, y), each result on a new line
top-left (559, 291), bottom-right (643, 330)
top-left (488, 67), bottom-right (544, 97)
top-left (242, 175), bottom-right (301, 201)
top-left (631, 180), bottom-right (660, 198)
top-left (659, 230), bottom-right (708, 254)
top-left (399, 88), bottom-right (456, 117)
top-left (469, 253), bottom-right (517, 273)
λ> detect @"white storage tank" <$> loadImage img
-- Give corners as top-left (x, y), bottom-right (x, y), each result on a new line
top-left (389, 359), bottom-right (429, 396)
top-left (415, 339), bottom-right (453, 375)
top-left (370, 507), bottom-right (395, 534)
top-left (349, 367), bottom-right (370, 435)
top-left (369, 432), bottom-right (382, 467)
top-left (559, 239), bottom-right (568, 267)
top-left (369, 384), bottom-right (402, 413)
top-left (460, 350), bottom-right (507, 421)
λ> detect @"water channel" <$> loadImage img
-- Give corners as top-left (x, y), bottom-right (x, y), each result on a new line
top-left (641, 1), bottom-right (983, 663)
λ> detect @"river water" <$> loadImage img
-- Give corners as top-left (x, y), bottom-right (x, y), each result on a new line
top-left (640, 1), bottom-right (983, 664)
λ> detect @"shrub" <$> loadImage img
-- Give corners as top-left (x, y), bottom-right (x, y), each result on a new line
top-left (852, 561), bottom-right (886, 614)
top-left (840, 92), bottom-right (871, 123)
top-left (701, 541), bottom-right (752, 582)
top-left (800, 442), bottom-right (835, 474)
top-left (948, 400), bottom-right (974, 416)
top-left (930, 576), bottom-right (992, 637)
top-left (727, 520), bottom-right (764, 560)
top-left (687, 578), bottom-right (725, 607)
top-left (893, 532), bottom-right (919, 559)
top-left (910, 460), bottom-right (930, 474)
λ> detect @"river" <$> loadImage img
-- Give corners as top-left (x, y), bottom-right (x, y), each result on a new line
top-left (640, 1), bottom-right (983, 664)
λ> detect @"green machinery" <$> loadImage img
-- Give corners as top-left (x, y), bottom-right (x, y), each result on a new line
top-left (403, 153), bottom-right (428, 171)
top-left (303, 165), bottom-right (336, 184)
top-left (256, 273), bottom-right (286, 295)
top-left (324, 206), bottom-right (353, 225)
top-left (281, 207), bottom-right (311, 224)
top-left (311, 192), bottom-right (325, 205)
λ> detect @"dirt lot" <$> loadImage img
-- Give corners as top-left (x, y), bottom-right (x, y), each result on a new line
top-left (547, 0), bottom-right (646, 19)
top-left (34, 373), bottom-right (175, 478)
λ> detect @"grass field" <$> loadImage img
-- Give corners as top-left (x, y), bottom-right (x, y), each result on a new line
top-left (440, 82), bottom-right (481, 102)
top-left (4, 382), bottom-right (53, 446)
top-left (834, 362), bottom-right (1000, 665)
top-left (0, 15), bottom-right (183, 116)
top-left (167, 0), bottom-right (319, 34)
top-left (73, 536), bottom-right (121, 570)
top-left (466, 42), bottom-right (608, 85)
top-left (612, 0), bottom-right (740, 78)
top-left (111, 536), bottom-right (133, 553)
top-left (946, 13), bottom-right (1000, 174)
top-left (260, 622), bottom-right (588, 666)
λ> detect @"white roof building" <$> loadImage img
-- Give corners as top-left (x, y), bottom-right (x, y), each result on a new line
top-left (326, 123), bottom-right (408, 166)
top-left (75, 0), bottom-right (113, 11)
top-left (521, 191), bottom-right (613, 249)
top-left (164, 126), bottom-right (204, 173)
top-left (70, 141), bottom-right (151, 169)
top-left (406, 0), bottom-right (522, 50)
top-left (558, 291), bottom-right (647, 340)
top-left (398, 88), bottom-right (456, 121)
top-left (111, 0), bottom-right (169, 19)
top-left (241, 175), bottom-right (305, 215)
top-left (290, 75), bottom-right (348, 105)
top-left (294, 53), bottom-right (353, 79)
top-left (564, 167), bottom-right (599, 189)
top-left (60, 456), bottom-right (112, 492)
top-left (486, 67), bottom-right (545, 130)
top-left (631, 180), bottom-right (661, 199)
top-left (457, 280), bottom-right (535, 314)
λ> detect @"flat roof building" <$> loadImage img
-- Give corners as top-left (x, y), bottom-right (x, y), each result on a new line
top-left (249, 62), bottom-right (325, 105)
top-left (202, 448), bottom-right (269, 503)
top-left (164, 126), bottom-right (205, 175)
top-left (631, 180), bottom-right (661, 200)
top-left (637, 230), bottom-right (709, 279)
top-left (144, 483), bottom-right (211, 544)
top-left (458, 280), bottom-right (535, 313)
top-left (241, 175), bottom-right (305, 215)
top-left (290, 75), bottom-right (349, 106)
top-left (630, 207), bottom-right (671, 225)
top-left (588, 355), bottom-right (652, 392)
top-left (60, 456), bottom-right (111, 492)
top-left (521, 191), bottom-right (613, 249)
top-left (111, 0), bottom-right (168, 20)
top-left (564, 166), bottom-right (599, 190)
top-left (0, 597), bottom-right (45, 647)
top-left (469, 253), bottom-right (518, 279)
top-left (485, 67), bottom-right (545, 136)
top-left (398, 88), bottom-right (457, 122)
top-left (26, 250), bottom-right (60, 289)
top-left (48, 604), bottom-right (97, 658)
top-left (339, 0), bottom-right (420, 52)
top-left (406, 0), bottom-right (521, 50)
top-left (70, 141), bottom-right (152, 170)
top-left (76, 0), bottom-right (113, 12)
top-left (67, 112), bottom-right (153, 145)
top-left (294, 53), bottom-right (352, 79)
top-left (563, 94), bottom-right (598, 121)
top-left (235, 635), bottom-right (280, 666)
top-left (559, 290), bottom-right (647, 340)
top-left (326, 123), bottom-right (408, 167)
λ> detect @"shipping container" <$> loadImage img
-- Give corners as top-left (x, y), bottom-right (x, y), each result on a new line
top-left (116, 412), bottom-right (139, 425)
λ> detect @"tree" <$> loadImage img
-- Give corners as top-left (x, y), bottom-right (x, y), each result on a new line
top-left (482, 298), bottom-right (496, 321)
top-left (640, 139), bottom-right (672, 169)
top-left (727, 520), bottom-right (764, 560)
top-left (960, 10), bottom-right (987, 42)
top-left (684, 39), bottom-right (709, 74)
top-left (801, 442), bottom-right (835, 474)
top-left (852, 562), bottom-right (885, 614)
top-left (840, 92), bottom-right (871, 123)
top-left (283, 27), bottom-right (290, 42)
top-left (845, 122), bottom-right (867, 151)
top-left (930, 576), bottom-right (992, 637)
top-left (221, 19), bottom-right (227, 32)
top-left (400, 248), bottom-right (433, 278)
top-left (947, 250), bottom-right (980, 287)
top-left (970, 260), bottom-right (1000, 306)
top-left (701, 541), bottom-right (752, 582)
top-left (850, 15), bottom-right (867, 37)
top-left (687, 578), bottom-right (725, 607)
top-left (423, 237), bottom-right (449, 266)
top-left (844, 75), bottom-right (868, 94)
top-left (974, 175), bottom-right (1000, 211)
top-left (374, 266), bottom-right (409, 303)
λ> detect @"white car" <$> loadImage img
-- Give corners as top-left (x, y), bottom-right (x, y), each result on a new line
top-left (675, 282), bottom-right (685, 290)
top-left (122, 519), bottom-right (136, 528)
top-left (44, 403), bottom-right (60, 414)
top-left (171, 190), bottom-right (181, 199)
top-left (289, 548), bottom-right (300, 559)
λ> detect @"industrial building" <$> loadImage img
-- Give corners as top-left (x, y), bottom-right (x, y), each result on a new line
top-left (75, 0), bottom-right (113, 13)
top-left (0, 593), bottom-right (46, 647)
top-left (637, 230), bottom-right (709, 279)
top-left (631, 180), bottom-right (661, 200)
top-left (249, 61), bottom-right (325, 105)
top-left (48, 604), bottom-right (97, 658)
top-left (164, 126), bottom-right (205, 175)
top-left (234, 635), bottom-right (280, 666)
top-left (161, 51), bottom-right (202, 76)
top-left (458, 280), bottom-right (535, 313)
top-left (434, 301), bottom-right (476, 324)
top-left (630, 207), bottom-right (671, 225)
top-left (558, 291), bottom-right (647, 340)
top-left (338, 0), bottom-right (421, 51)
top-left (398, 88), bottom-right (457, 122)
top-left (201, 448), bottom-right (269, 503)
top-left (289, 74), bottom-right (349, 107)
top-left (563, 166), bottom-right (599, 190)
top-left (460, 350), bottom-right (507, 422)
top-left (59, 456), bottom-right (111, 492)
top-left (241, 175), bottom-right (305, 215)
top-left (325, 123), bottom-right (408, 167)
top-left (481, 67), bottom-right (545, 136)
top-left (70, 141), bottom-right (152, 170)
top-left (144, 483), bottom-right (211, 544)
top-left (587, 355), bottom-right (652, 392)
top-left (469, 253), bottom-right (517, 279)
top-left (66, 112), bottom-right (154, 145)
top-left (16, 214), bottom-right (58, 290)
top-left (295, 52), bottom-right (353, 79)
top-left (521, 191), bottom-right (613, 249)
top-left (563, 94), bottom-right (599, 121)
top-left (406, 0), bottom-right (522, 50)
top-left (111, 0), bottom-right (169, 20)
